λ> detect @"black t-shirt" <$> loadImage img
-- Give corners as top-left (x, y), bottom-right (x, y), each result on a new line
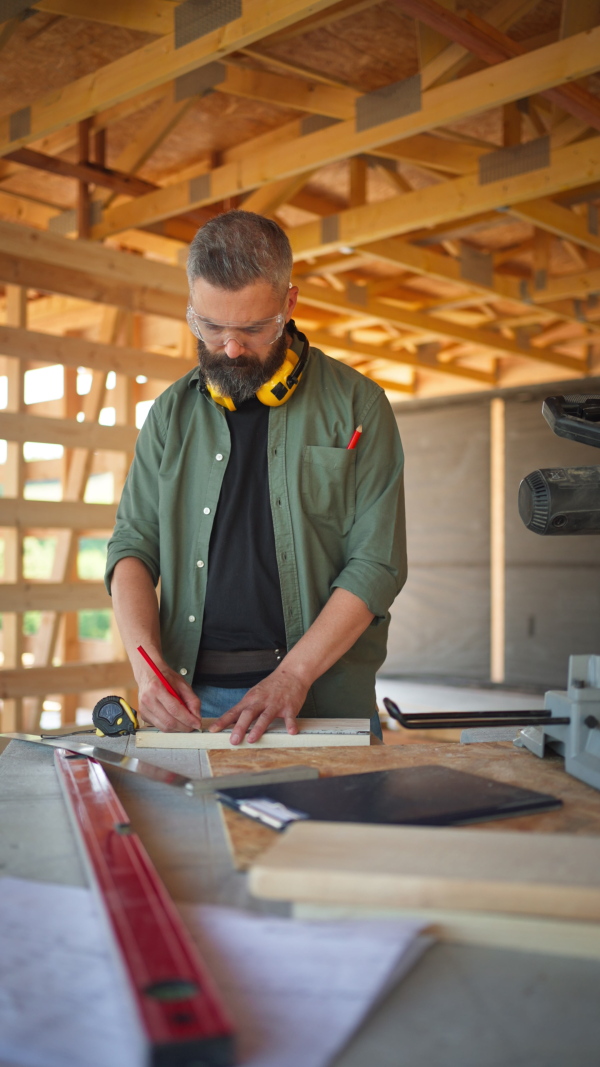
top-left (193, 397), bottom-right (286, 688)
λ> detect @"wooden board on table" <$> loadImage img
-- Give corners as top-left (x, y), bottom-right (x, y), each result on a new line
top-left (249, 820), bottom-right (600, 922)
top-left (135, 718), bottom-right (371, 749)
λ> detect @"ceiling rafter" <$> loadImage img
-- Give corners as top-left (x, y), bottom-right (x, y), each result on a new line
top-left (0, 0), bottom-right (345, 156)
top-left (87, 28), bottom-right (600, 238)
top-left (296, 279), bottom-right (585, 372)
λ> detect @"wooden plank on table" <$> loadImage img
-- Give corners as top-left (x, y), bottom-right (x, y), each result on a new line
top-left (136, 718), bottom-right (371, 749)
top-left (250, 821), bottom-right (600, 920)
top-left (293, 902), bottom-right (600, 960)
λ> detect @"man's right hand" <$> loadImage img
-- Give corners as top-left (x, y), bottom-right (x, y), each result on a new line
top-left (136, 660), bottom-right (202, 732)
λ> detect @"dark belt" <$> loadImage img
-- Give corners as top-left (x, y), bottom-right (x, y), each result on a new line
top-left (196, 648), bottom-right (286, 675)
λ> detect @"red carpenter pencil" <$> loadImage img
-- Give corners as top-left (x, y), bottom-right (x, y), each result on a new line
top-left (137, 644), bottom-right (188, 707)
top-left (346, 424), bottom-right (363, 450)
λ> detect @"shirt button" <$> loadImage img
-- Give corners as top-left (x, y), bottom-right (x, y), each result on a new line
top-left (179, 667), bottom-right (188, 676)
top-left (188, 615), bottom-right (196, 622)
top-left (215, 453), bottom-right (223, 461)
top-left (196, 560), bottom-right (204, 568)
top-left (203, 507), bottom-right (210, 515)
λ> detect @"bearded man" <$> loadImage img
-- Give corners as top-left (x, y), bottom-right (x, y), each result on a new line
top-left (105, 211), bottom-right (406, 744)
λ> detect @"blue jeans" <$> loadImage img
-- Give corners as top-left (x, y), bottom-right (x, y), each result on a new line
top-left (192, 683), bottom-right (383, 739)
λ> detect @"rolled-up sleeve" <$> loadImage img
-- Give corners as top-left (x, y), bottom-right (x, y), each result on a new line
top-left (104, 405), bottom-right (166, 594)
top-left (331, 390), bottom-right (407, 619)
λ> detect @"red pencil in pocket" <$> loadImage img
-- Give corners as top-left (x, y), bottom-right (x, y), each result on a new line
top-left (346, 424), bottom-right (363, 450)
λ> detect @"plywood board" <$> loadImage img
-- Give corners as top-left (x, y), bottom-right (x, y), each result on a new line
top-left (135, 719), bottom-right (371, 750)
top-left (250, 821), bottom-right (600, 922)
top-left (293, 903), bottom-right (600, 961)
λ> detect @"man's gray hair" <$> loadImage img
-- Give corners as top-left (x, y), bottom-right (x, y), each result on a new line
top-left (187, 210), bottom-right (293, 296)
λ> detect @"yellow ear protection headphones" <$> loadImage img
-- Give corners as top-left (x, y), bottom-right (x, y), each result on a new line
top-left (203, 321), bottom-right (310, 411)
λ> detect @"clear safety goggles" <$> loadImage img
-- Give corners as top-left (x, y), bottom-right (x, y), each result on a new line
top-left (186, 304), bottom-right (287, 347)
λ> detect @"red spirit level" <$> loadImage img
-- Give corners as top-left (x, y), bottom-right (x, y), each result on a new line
top-left (54, 748), bottom-right (235, 1067)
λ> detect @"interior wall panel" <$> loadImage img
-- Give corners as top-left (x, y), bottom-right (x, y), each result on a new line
top-left (383, 402), bottom-right (490, 679)
top-left (504, 399), bottom-right (600, 688)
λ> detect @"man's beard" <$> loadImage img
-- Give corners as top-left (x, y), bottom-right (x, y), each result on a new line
top-left (197, 333), bottom-right (289, 407)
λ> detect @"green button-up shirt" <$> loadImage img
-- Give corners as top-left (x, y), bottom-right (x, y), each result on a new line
top-left (105, 341), bottom-right (407, 719)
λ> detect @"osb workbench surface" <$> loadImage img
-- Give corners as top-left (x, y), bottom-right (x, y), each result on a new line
top-left (208, 741), bottom-right (600, 871)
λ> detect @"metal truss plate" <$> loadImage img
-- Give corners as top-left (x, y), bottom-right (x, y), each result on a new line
top-left (48, 201), bottom-right (102, 235)
top-left (175, 0), bottom-right (242, 49)
top-left (479, 136), bottom-right (550, 185)
top-left (9, 106), bottom-right (30, 141)
top-left (356, 75), bottom-right (421, 133)
top-left (346, 281), bottom-right (368, 306)
top-left (0, 0), bottom-right (30, 20)
top-left (460, 244), bottom-right (493, 288)
top-left (300, 114), bottom-right (340, 136)
top-left (321, 214), bottom-right (340, 245)
top-left (175, 60), bottom-right (227, 101)
top-left (189, 172), bottom-right (211, 204)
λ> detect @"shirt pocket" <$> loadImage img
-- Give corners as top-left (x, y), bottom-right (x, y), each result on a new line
top-left (301, 445), bottom-right (356, 534)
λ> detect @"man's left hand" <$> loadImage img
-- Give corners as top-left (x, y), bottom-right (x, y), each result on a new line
top-left (208, 669), bottom-right (308, 744)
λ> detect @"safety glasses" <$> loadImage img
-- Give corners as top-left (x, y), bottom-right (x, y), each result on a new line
top-left (186, 304), bottom-right (287, 347)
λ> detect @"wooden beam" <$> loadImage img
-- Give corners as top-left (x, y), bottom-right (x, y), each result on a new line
top-left (509, 199), bottom-right (600, 257)
top-left (111, 94), bottom-right (194, 181)
top-left (379, 134), bottom-right (484, 175)
top-left (214, 63), bottom-right (356, 119)
top-left (5, 147), bottom-right (159, 197)
top-left (287, 137), bottom-right (600, 261)
top-left (242, 172), bottom-right (318, 216)
top-left (0, 324), bottom-right (193, 380)
top-left (33, 0), bottom-right (175, 35)
top-left (359, 237), bottom-right (600, 333)
top-left (349, 156), bottom-right (368, 208)
top-left (0, 0), bottom-right (344, 157)
top-left (0, 661), bottom-right (134, 700)
top-left (77, 118), bottom-right (92, 239)
top-left (309, 329), bottom-right (495, 383)
top-left (392, 0), bottom-right (600, 131)
top-left (0, 499), bottom-right (116, 528)
top-left (417, 0), bottom-right (455, 69)
top-left (530, 269), bottom-right (600, 303)
top-left (367, 375), bottom-right (415, 395)
top-left (24, 309), bottom-right (123, 720)
top-left (0, 582), bottom-right (110, 613)
top-left (0, 220), bottom-right (187, 319)
top-left (90, 28), bottom-right (600, 236)
top-left (1, 284), bottom-right (27, 732)
top-left (258, 0), bottom-right (381, 43)
top-left (298, 280), bottom-right (584, 371)
top-left (1, 411), bottom-right (138, 453)
top-left (419, 0), bottom-right (540, 90)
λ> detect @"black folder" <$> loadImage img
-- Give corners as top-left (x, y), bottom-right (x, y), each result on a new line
top-left (217, 764), bottom-right (561, 831)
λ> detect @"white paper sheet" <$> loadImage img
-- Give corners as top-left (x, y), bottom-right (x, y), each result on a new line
top-left (0, 877), bottom-right (430, 1067)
